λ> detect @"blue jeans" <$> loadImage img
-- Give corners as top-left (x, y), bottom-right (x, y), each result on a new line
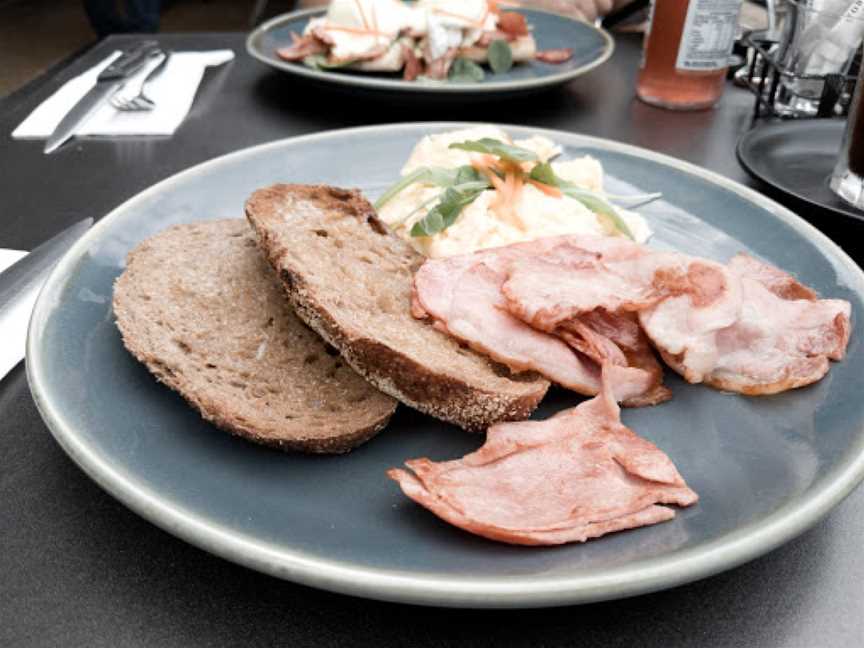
top-left (84, 0), bottom-right (161, 37)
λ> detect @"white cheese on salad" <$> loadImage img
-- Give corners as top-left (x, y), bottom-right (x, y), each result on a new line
top-left (306, 0), bottom-right (424, 61)
top-left (377, 127), bottom-right (653, 258)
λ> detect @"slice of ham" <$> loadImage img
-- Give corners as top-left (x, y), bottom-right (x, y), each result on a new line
top-left (309, 25), bottom-right (391, 64)
top-left (388, 369), bottom-right (698, 546)
top-left (498, 234), bottom-right (851, 395)
top-left (557, 310), bottom-right (672, 407)
top-left (727, 253), bottom-right (818, 301)
top-left (414, 254), bottom-right (603, 396)
top-left (501, 247), bottom-right (733, 332)
top-left (276, 32), bottom-right (327, 62)
top-left (413, 240), bottom-right (670, 405)
top-left (645, 274), bottom-right (851, 394)
top-left (402, 43), bottom-right (422, 81)
top-left (535, 48), bottom-right (574, 64)
top-left (425, 47), bottom-right (458, 79)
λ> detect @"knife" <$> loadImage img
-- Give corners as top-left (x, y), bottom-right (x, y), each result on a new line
top-left (44, 41), bottom-right (162, 154)
top-left (0, 218), bottom-right (93, 382)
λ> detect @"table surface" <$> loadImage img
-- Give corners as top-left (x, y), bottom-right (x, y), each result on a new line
top-left (2, 32), bottom-right (863, 648)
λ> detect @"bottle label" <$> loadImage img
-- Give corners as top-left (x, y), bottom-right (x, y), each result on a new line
top-left (675, 0), bottom-right (742, 72)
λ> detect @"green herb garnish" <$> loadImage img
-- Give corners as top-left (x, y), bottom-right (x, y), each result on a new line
top-left (302, 54), bottom-right (352, 69)
top-left (410, 185), bottom-right (486, 237)
top-left (374, 165), bottom-right (480, 210)
top-left (529, 162), bottom-right (634, 239)
top-left (449, 138), bottom-right (538, 163)
top-left (488, 40), bottom-right (513, 74)
top-left (377, 139), bottom-right (649, 241)
top-left (528, 161), bottom-right (558, 186)
top-left (449, 58), bottom-right (485, 83)
top-left (563, 189), bottom-right (634, 240)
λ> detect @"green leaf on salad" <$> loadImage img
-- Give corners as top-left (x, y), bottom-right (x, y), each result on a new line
top-left (410, 186), bottom-right (485, 237)
top-left (528, 161), bottom-right (558, 187)
top-left (449, 138), bottom-right (538, 163)
top-left (374, 165), bottom-right (482, 210)
top-left (449, 58), bottom-right (485, 83)
top-left (488, 40), bottom-right (513, 74)
top-left (529, 161), bottom-right (635, 240)
top-left (455, 165), bottom-right (484, 184)
top-left (374, 168), bottom-right (433, 210)
top-left (302, 54), bottom-right (351, 70)
top-left (562, 188), bottom-right (635, 241)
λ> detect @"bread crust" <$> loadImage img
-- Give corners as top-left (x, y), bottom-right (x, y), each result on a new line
top-left (246, 184), bottom-right (549, 431)
top-left (113, 219), bottom-right (397, 453)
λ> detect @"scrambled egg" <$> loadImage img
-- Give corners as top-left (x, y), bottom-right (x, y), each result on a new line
top-left (377, 126), bottom-right (652, 258)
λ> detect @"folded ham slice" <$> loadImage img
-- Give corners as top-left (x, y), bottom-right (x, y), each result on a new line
top-left (647, 270), bottom-right (851, 394)
top-left (727, 253), bottom-right (818, 301)
top-left (388, 370), bottom-right (698, 546)
top-left (502, 249), bottom-right (735, 333)
top-left (276, 32), bottom-right (327, 61)
top-left (413, 240), bottom-right (670, 405)
top-left (558, 310), bottom-right (671, 407)
top-left (498, 236), bottom-right (851, 395)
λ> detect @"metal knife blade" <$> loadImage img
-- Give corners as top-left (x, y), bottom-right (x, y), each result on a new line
top-left (0, 218), bottom-right (93, 382)
top-left (44, 41), bottom-right (162, 154)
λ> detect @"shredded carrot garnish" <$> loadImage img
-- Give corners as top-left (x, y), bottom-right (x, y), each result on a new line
top-left (512, 169), bottom-right (524, 203)
top-left (321, 24), bottom-right (389, 38)
top-left (470, 155), bottom-right (527, 230)
top-left (488, 169), bottom-right (519, 230)
top-left (486, 169), bottom-right (507, 193)
top-left (527, 179), bottom-right (563, 198)
top-left (481, 154), bottom-right (498, 169)
top-left (503, 170), bottom-right (526, 230)
top-left (504, 169), bottom-right (515, 200)
top-left (470, 157), bottom-right (503, 187)
top-left (478, 5), bottom-right (490, 27)
top-left (487, 0), bottom-right (501, 15)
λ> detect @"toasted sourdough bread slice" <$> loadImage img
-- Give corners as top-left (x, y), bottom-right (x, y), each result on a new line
top-left (112, 219), bottom-right (397, 453)
top-left (245, 184), bottom-right (550, 431)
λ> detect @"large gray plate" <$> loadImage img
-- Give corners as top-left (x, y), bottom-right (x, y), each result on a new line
top-left (27, 123), bottom-right (864, 608)
top-left (246, 8), bottom-right (613, 94)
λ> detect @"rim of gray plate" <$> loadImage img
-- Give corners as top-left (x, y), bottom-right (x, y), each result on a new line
top-left (245, 8), bottom-right (615, 93)
top-left (26, 122), bottom-right (864, 608)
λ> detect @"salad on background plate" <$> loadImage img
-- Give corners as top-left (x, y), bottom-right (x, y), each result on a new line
top-left (276, 0), bottom-right (575, 82)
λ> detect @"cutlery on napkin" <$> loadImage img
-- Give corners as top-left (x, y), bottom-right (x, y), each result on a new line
top-left (0, 219), bottom-right (93, 383)
top-left (12, 49), bottom-right (234, 140)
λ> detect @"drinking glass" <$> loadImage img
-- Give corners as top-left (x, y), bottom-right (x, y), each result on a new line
top-left (830, 60), bottom-right (864, 208)
top-left (774, 0), bottom-right (864, 117)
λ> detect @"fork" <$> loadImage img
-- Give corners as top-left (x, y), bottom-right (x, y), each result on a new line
top-left (110, 51), bottom-right (172, 111)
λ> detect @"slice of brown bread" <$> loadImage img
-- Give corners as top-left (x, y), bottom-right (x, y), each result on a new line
top-left (245, 184), bottom-right (549, 431)
top-left (112, 219), bottom-right (397, 453)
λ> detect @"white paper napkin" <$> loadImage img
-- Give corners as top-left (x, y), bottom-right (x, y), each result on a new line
top-left (0, 249), bottom-right (30, 382)
top-left (12, 49), bottom-right (235, 139)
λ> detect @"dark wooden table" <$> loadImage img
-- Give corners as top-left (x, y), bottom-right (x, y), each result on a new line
top-left (2, 32), bottom-right (863, 648)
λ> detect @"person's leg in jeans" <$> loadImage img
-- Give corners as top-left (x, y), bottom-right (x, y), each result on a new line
top-left (83, 0), bottom-right (127, 37)
top-left (125, 0), bottom-right (161, 32)
top-left (83, 0), bottom-right (160, 36)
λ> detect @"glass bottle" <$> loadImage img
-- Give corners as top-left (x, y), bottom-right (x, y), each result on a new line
top-left (636, 0), bottom-right (744, 110)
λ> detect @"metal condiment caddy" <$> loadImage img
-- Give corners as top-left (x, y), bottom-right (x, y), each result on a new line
top-left (739, 31), bottom-right (860, 121)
